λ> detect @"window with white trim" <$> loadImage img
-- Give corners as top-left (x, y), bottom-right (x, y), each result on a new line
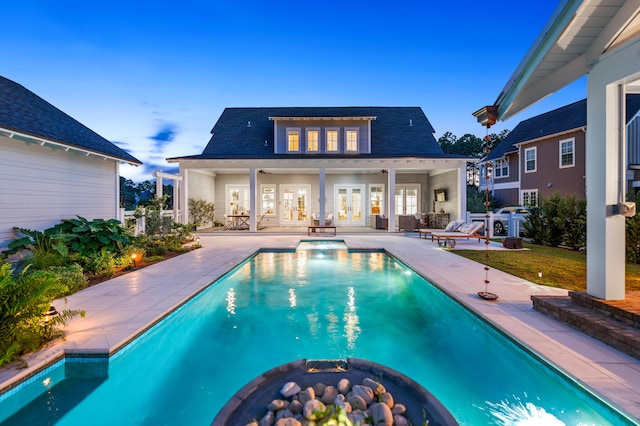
top-left (524, 147), bottom-right (537, 172)
top-left (287, 128), bottom-right (300, 152)
top-left (306, 129), bottom-right (319, 152)
top-left (345, 128), bottom-right (359, 152)
top-left (522, 189), bottom-right (538, 207)
top-left (260, 185), bottom-right (276, 215)
top-left (494, 158), bottom-right (508, 178)
top-left (326, 129), bottom-right (338, 152)
top-left (559, 138), bottom-right (575, 168)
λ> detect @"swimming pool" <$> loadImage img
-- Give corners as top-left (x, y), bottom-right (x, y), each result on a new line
top-left (0, 245), bottom-right (635, 425)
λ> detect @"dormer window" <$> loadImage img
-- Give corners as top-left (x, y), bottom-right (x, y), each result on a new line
top-left (326, 129), bottom-right (338, 152)
top-left (287, 128), bottom-right (300, 152)
top-left (345, 128), bottom-right (359, 152)
top-left (307, 129), bottom-right (319, 152)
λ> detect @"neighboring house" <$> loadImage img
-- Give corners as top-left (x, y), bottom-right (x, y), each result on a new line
top-left (167, 107), bottom-right (469, 231)
top-left (0, 76), bottom-right (142, 247)
top-left (479, 95), bottom-right (640, 207)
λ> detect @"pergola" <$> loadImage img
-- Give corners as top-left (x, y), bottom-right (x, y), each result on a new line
top-left (475, 0), bottom-right (640, 300)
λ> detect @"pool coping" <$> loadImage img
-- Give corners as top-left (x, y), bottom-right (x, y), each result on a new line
top-left (1, 234), bottom-right (639, 421)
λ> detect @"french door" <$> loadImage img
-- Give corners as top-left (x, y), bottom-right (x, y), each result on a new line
top-left (281, 185), bottom-right (309, 225)
top-left (395, 185), bottom-right (420, 215)
top-left (335, 185), bottom-right (365, 226)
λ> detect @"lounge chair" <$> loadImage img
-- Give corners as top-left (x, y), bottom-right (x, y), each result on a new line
top-left (431, 221), bottom-right (485, 243)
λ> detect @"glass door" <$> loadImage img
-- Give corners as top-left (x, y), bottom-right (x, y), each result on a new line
top-left (395, 185), bottom-right (420, 215)
top-left (281, 185), bottom-right (309, 225)
top-left (335, 185), bottom-right (365, 226)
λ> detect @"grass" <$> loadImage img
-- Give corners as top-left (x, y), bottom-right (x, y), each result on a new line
top-left (451, 242), bottom-right (640, 292)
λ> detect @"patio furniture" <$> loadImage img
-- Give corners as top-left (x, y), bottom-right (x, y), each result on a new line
top-left (307, 225), bottom-right (336, 236)
top-left (431, 221), bottom-right (485, 243)
top-left (371, 214), bottom-right (388, 230)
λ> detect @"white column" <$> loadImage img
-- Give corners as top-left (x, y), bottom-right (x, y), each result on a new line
top-left (586, 79), bottom-right (626, 299)
top-left (319, 168), bottom-right (326, 226)
top-left (249, 167), bottom-right (257, 232)
top-left (182, 169), bottom-right (189, 225)
top-left (173, 180), bottom-right (180, 222)
top-left (458, 163), bottom-right (467, 222)
top-left (155, 174), bottom-right (163, 201)
top-left (387, 168), bottom-right (396, 232)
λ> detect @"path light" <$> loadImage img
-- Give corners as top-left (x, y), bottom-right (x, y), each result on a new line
top-left (196, 237), bottom-right (201, 245)
top-left (43, 306), bottom-right (59, 323)
top-left (131, 252), bottom-right (139, 267)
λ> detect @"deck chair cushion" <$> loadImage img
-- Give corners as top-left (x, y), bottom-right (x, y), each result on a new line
top-left (444, 219), bottom-right (465, 232)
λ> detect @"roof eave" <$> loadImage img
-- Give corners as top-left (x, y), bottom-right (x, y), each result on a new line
top-left (0, 127), bottom-right (142, 166)
top-left (494, 0), bottom-right (583, 122)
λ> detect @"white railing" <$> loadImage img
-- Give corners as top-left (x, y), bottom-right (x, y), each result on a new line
top-left (119, 209), bottom-right (181, 236)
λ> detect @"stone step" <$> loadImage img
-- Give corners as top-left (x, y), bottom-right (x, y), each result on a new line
top-left (531, 295), bottom-right (640, 361)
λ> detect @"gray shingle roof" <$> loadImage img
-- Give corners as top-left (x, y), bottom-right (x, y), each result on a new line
top-left (0, 76), bottom-right (141, 165)
top-left (180, 107), bottom-right (450, 160)
top-left (488, 95), bottom-right (640, 160)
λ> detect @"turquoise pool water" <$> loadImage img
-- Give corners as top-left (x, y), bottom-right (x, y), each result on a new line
top-left (0, 247), bottom-right (635, 425)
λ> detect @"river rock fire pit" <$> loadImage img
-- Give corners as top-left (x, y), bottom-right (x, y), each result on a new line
top-left (212, 358), bottom-right (458, 425)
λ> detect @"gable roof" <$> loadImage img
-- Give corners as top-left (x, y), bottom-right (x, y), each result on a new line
top-left (174, 107), bottom-right (452, 160)
top-left (488, 94), bottom-right (640, 160)
top-left (0, 76), bottom-right (141, 165)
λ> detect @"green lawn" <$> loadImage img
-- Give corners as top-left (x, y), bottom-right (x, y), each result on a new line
top-left (451, 242), bottom-right (640, 292)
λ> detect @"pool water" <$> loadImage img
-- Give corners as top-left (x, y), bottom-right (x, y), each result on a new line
top-left (1, 248), bottom-right (635, 425)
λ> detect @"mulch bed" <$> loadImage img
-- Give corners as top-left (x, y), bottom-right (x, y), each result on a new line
top-left (85, 249), bottom-right (194, 288)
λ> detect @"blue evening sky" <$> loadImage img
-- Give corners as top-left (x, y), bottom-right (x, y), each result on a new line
top-left (2, 1), bottom-right (584, 182)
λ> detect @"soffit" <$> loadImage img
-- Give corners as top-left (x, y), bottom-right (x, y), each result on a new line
top-left (496, 0), bottom-right (640, 121)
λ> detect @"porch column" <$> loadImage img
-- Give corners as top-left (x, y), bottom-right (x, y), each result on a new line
top-left (249, 167), bottom-right (257, 232)
top-left (387, 168), bottom-right (396, 232)
top-left (182, 169), bottom-right (189, 225)
top-left (457, 164), bottom-right (467, 222)
top-left (319, 168), bottom-right (326, 226)
top-left (586, 77), bottom-right (627, 299)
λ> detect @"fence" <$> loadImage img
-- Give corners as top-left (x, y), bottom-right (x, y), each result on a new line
top-left (465, 211), bottom-right (523, 238)
top-left (118, 209), bottom-right (180, 236)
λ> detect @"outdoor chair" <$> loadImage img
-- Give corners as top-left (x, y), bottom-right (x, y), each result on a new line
top-left (223, 214), bottom-right (234, 230)
top-left (430, 221), bottom-right (485, 243)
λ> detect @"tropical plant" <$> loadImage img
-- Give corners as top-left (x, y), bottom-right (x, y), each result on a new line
top-left (48, 216), bottom-right (131, 257)
top-left (0, 263), bottom-right (84, 367)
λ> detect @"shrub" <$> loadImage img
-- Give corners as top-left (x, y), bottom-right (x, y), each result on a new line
top-left (47, 264), bottom-right (87, 296)
top-left (626, 191), bottom-right (640, 263)
top-left (522, 204), bottom-right (545, 244)
top-left (49, 216), bottom-right (131, 258)
top-left (188, 198), bottom-right (215, 228)
top-left (0, 263), bottom-right (84, 367)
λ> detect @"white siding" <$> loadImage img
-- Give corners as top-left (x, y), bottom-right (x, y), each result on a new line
top-left (0, 136), bottom-right (118, 247)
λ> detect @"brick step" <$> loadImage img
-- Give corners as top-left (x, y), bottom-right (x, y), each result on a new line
top-left (569, 291), bottom-right (640, 329)
top-left (531, 295), bottom-right (640, 361)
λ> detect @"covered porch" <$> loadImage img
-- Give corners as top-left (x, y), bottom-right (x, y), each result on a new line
top-left (168, 157), bottom-right (469, 233)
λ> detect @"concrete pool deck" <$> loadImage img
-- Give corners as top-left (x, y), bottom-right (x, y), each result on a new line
top-left (1, 233), bottom-right (639, 421)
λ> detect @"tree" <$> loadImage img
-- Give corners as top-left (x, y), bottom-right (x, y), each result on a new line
top-left (119, 177), bottom-right (137, 210)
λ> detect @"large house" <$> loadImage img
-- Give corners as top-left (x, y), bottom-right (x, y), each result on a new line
top-left (0, 76), bottom-right (141, 247)
top-left (167, 107), bottom-right (469, 232)
top-left (479, 95), bottom-right (640, 207)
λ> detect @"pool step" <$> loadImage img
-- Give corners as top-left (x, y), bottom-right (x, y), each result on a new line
top-left (531, 292), bottom-right (640, 361)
